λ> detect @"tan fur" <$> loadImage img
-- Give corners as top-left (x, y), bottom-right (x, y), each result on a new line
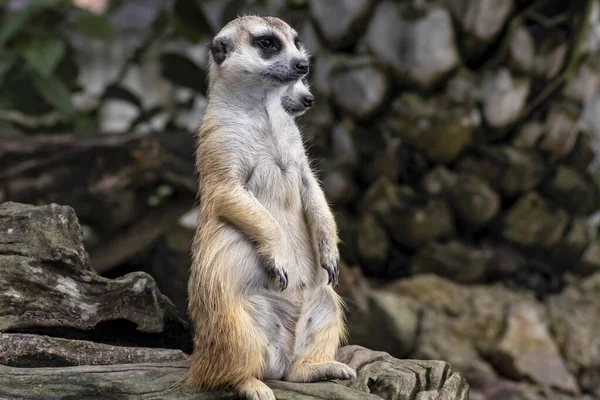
top-left (186, 16), bottom-right (355, 400)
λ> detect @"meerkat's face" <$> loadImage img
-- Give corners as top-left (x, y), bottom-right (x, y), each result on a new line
top-left (209, 16), bottom-right (310, 87)
top-left (282, 78), bottom-right (314, 118)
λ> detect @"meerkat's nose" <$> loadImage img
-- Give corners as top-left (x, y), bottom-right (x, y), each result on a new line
top-left (295, 60), bottom-right (309, 74)
top-left (302, 95), bottom-right (314, 108)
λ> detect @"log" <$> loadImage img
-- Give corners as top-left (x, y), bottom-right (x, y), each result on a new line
top-left (0, 201), bottom-right (469, 399)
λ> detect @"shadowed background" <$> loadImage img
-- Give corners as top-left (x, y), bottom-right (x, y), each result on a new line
top-left (1, 0), bottom-right (600, 399)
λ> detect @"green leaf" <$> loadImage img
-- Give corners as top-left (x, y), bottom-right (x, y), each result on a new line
top-left (0, 10), bottom-right (32, 47)
top-left (21, 37), bottom-right (66, 77)
top-left (0, 120), bottom-right (24, 137)
top-left (103, 84), bottom-right (143, 108)
top-left (160, 53), bottom-right (207, 94)
top-left (173, 0), bottom-right (213, 40)
top-left (32, 73), bottom-right (76, 115)
top-left (74, 13), bottom-right (115, 40)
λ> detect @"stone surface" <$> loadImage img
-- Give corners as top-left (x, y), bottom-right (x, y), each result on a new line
top-left (493, 303), bottom-right (579, 394)
top-left (331, 56), bottom-right (390, 120)
top-left (448, 174), bottom-right (501, 229)
top-left (507, 25), bottom-right (535, 73)
top-left (447, 0), bottom-right (513, 58)
top-left (385, 92), bottom-right (477, 163)
top-left (500, 192), bottom-right (570, 249)
top-left (412, 241), bottom-right (487, 283)
top-left (0, 202), bottom-right (191, 351)
top-left (457, 146), bottom-right (545, 196)
top-left (366, 2), bottom-right (460, 88)
top-left (362, 179), bottom-right (454, 248)
top-left (420, 166), bottom-right (458, 196)
top-left (357, 213), bottom-right (389, 275)
top-left (541, 166), bottom-right (598, 216)
top-left (309, 0), bottom-right (374, 50)
top-left (540, 103), bottom-right (582, 160)
top-left (480, 68), bottom-right (531, 129)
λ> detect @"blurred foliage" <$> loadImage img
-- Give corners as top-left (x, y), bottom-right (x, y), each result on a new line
top-left (0, 0), bottom-right (284, 135)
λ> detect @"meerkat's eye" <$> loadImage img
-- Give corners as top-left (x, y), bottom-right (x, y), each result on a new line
top-left (294, 38), bottom-right (303, 50)
top-left (254, 35), bottom-right (280, 53)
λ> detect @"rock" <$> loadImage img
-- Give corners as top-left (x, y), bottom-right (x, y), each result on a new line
top-left (412, 241), bottom-right (487, 283)
top-left (351, 291), bottom-right (421, 358)
top-left (299, 21), bottom-right (322, 55)
top-left (457, 146), bottom-right (545, 196)
top-left (563, 57), bottom-right (600, 104)
top-left (448, 174), bottom-right (501, 229)
top-left (446, 68), bottom-right (479, 104)
top-left (385, 92), bottom-right (477, 163)
top-left (331, 56), bottom-right (390, 120)
top-left (331, 121), bottom-right (358, 168)
top-left (0, 202), bottom-right (191, 351)
top-left (98, 99), bottom-right (140, 134)
top-left (322, 169), bottom-right (358, 205)
top-left (337, 346), bottom-right (469, 400)
top-left (309, 0), bottom-right (374, 50)
top-left (362, 179), bottom-right (454, 248)
top-left (447, 0), bottom-right (513, 59)
top-left (540, 102), bottom-right (582, 160)
top-left (507, 25), bottom-right (535, 73)
top-left (549, 219), bottom-right (592, 271)
top-left (0, 333), bottom-right (188, 367)
top-left (357, 213), bottom-right (389, 276)
top-left (420, 166), bottom-right (458, 196)
top-left (500, 192), bottom-right (570, 248)
top-left (579, 241), bottom-right (600, 274)
top-left (512, 122), bottom-right (545, 149)
top-left (492, 303), bottom-right (579, 394)
top-left (480, 68), bottom-right (531, 129)
top-left (0, 344), bottom-right (469, 399)
top-left (534, 36), bottom-right (568, 79)
top-left (365, 2), bottom-right (460, 88)
top-left (541, 166), bottom-right (598, 215)
top-left (548, 274), bottom-right (600, 395)
top-left (312, 52), bottom-right (345, 97)
top-left (566, 131), bottom-right (596, 173)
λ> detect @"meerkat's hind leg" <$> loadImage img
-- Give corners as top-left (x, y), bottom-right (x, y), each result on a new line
top-left (236, 377), bottom-right (276, 400)
top-left (286, 287), bottom-right (356, 383)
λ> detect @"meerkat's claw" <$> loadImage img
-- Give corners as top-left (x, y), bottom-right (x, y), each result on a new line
top-left (263, 256), bottom-right (289, 291)
top-left (322, 258), bottom-right (339, 287)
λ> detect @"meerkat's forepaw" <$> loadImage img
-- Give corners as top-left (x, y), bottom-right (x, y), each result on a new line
top-left (287, 361), bottom-right (356, 383)
top-left (319, 246), bottom-right (340, 287)
top-left (262, 255), bottom-right (289, 291)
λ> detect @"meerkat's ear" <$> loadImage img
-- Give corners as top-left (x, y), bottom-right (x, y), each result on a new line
top-left (210, 36), bottom-right (231, 65)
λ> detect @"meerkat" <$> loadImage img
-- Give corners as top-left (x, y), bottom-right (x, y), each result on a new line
top-left (281, 77), bottom-right (313, 118)
top-left (187, 15), bottom-right (355, 400)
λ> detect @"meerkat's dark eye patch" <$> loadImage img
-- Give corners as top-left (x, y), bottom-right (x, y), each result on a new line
top-left (252, 34), bottom-right (282, 59)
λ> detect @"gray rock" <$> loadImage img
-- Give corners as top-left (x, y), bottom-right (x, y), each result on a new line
top-left (457, 146), bottom-right (545, 196)
top-left (322, 169), bottom-right (358, 205)
top-left (534, 36), bottom-right (568, 79)
top-left (337, 346), bottom-right (469, 400)
top-left (507, 25), bottom-right (535, 73)
top-left (500, 192), bottom-right (570, 248)
top-left (412, 241), bottom-right (487, 283)
top-left (512, 122), bottom-right (545, 149)
top-left (549, 274), bottom-right (600, 395)
top-left (362, 179), bottom-right (454, 248)
top-left (331, 56), bottom-right (390, 120)
top-left (448, 174), bottom-right (501, 229)
top-left (365, 2), bottom-right (460, 88)
top-left (420, 166), bottom-right (458, 196)
top-left (312, 52), bottom-right (345, 97)
top-left (0, 202), bottom-right (191, 351)
top-left (540, 102), bottom-right (582, 160)
top-left (385, 92), bottom-right (477, 163)
top-left (563, 57), bottom-right (600, 104)
top-left (542, 166), bottom-right (598, 215)
top-left (331, 121), bottom-right (358, 168)
top-left (492, 303), bottom-right (579, 394)
top-left (309, 0), bottom-right (375, 50)
top-left (357, 213), bottom-right (389, 272)
top-left (480, 68), bottom-right (531, 129)
top-left (447, 0), bottom-right (513, 58)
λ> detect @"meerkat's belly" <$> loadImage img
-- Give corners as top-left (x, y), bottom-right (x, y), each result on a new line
top-left (247, 154), bottom-right (317, 289)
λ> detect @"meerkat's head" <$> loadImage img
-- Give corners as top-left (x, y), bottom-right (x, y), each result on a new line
top-left (282, 78), bottom-right (314, 118)
top-left (208, 16), bottom-right (310, 89)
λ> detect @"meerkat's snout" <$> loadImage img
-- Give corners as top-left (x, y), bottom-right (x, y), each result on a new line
top-left (282, 78), bottom-right (314, 117)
